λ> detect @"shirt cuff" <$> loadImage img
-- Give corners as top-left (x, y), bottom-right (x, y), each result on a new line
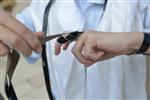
top-left (25, 51), bottom-right (41, 64)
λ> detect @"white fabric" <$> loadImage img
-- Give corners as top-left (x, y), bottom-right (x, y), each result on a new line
top-left (16, 0), bottom-right (150, 99)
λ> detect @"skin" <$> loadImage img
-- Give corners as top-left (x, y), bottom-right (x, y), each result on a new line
top-left (0, 9), bottom-right (42, 57)
top-left (55, 31), bottom-right (149, 67)
top-left (1, 10), bottom-right (149, 67)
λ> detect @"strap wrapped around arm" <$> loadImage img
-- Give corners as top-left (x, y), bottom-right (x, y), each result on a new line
top-left (136, 33), bottom-right (150, 55)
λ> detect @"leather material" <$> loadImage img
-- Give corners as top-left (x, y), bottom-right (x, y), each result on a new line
top-left (136, 33), bottom-right (150, 54)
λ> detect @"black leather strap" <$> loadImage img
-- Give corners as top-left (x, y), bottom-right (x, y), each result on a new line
top-left (57, 36), bottom-right (68, 44)
top-left (56, 31), bottom-right (83, 44)
top-left (42, 0), bottom-right (54, 100)
top-left (5, 50), bottom-right (20, 100)
top-left (0, 93), bottom-right (5, 100)
top-left (65, 31), bottom-right (83, 42)
top-left (136, 33), bottom-right (150, 54)
top-left (5, 79), bottom-right (17, 100)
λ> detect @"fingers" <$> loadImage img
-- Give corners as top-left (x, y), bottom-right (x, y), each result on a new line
top-left (0, 42), bottom-right (9, 56)
top-left (63, 42), bottom-right (69, 50)
top-left (71, 36), bottom-right (94, 65)
top-left (55, 42), bottom-right (70, 55)
top-left (55, 34), bottom-right (70, 55)
top-left (55, 32), bottom-right (94, 64)
top-left (35, 32), bottom-right (44, 37)
top-left (1, 10), bottom-right (42, 53)
top-left (84, 44), bottom-right (104, 62)
top-left (55, 42), bottom-right (62, 55)
top-left (0, 25), bottom-right (32, 56)
top-left (55, 32), bottom-right (94, 65)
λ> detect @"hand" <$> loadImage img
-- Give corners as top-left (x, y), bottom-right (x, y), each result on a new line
top-left (55, 31), bottom-right (144, 67)
top-left (0, 10), bottom-right (42, 57)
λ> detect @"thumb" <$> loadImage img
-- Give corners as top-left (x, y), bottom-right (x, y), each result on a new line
top-left (90, 51), bottom-right (105, 62)
top-left (84, 44), bottom-right (105, 62)
top-left (84, 48), bottom-right (104, 62)
top-left (84, 51), bottom-right (104, 67)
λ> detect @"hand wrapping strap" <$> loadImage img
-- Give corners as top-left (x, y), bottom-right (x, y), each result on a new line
top-left (0, 31), bottom-right (83, 100)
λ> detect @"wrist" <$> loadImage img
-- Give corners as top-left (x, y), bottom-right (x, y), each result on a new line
top-left (135, 33), bottom-right (150, 55)
top-left (127, 32), bottom-right (144, 54)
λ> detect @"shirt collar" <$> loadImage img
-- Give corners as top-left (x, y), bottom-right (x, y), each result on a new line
top-left (88, 0), bottom-right (105, 4)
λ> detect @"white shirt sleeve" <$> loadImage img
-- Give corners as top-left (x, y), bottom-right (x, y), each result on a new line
top-left (16, 6), bottom-right (41, 64)
top-left (16, 7), bottom-right (35, 32)
top-left (142, 2), bottom-right (150, 32)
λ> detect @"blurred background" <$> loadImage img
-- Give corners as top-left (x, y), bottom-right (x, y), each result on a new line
top-left (0, 0), bottom-right (49, 99)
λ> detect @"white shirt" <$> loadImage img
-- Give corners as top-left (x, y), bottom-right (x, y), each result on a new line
top-left (16, 0), bottom-right (150, 99)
